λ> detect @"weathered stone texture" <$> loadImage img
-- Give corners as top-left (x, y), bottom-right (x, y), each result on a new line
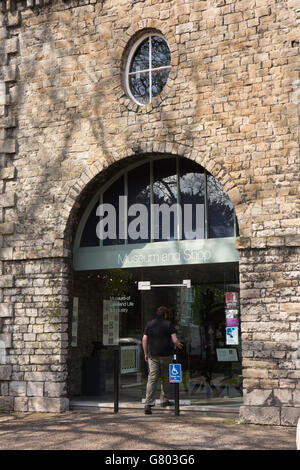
top-left (0, 0), bottom-right (299, 420)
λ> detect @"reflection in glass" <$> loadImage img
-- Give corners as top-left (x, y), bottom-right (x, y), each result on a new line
top-left (128, 35), bottom-right (171, 105)
top-left (79, 157), bottom-right (237, 248)
top-left (179, 159), bottom-right (205, 240)
top-left (207, 175), bottom-right (235, 238)
top-left (151, 36), bottom-right (171, 68)
top-left (129, 72), bottom-right (150, 105)
top-left (128, 163), bottom-right (151, 243)
top-left (153, 158), bottom-right (178, 241)
top-left (80, 203), bottom-right (99, 247)
top-left (152, 69), bottom-right (171, 98)
top-left (130, 38), bottom-right (150, 73)
top-left (102, 176), bottom-right (125, 246)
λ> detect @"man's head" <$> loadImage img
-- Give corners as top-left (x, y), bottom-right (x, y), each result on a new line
top-left (156, 306), bottom-right (168, 319)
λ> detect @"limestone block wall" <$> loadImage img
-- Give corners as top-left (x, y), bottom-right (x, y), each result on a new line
top-left (239, 244), bottom-right (300, 425)
top-left (0, 0), bottom-right (299, 423)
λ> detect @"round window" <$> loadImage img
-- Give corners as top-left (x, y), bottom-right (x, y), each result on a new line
top-left (125, 34), bottom-right (171, 105)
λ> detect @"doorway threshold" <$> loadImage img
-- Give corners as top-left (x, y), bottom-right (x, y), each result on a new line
top-left (69, 398), bottom-right (240, 419)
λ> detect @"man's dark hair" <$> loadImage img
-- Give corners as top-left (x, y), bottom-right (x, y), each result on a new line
top-left (156, 306), bottom-right (168, 319)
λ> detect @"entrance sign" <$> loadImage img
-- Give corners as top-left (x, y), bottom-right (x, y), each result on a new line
top-left (138, 279), bottom-right (191, 290)
top-left (138, 281), bottom-right (151, 290)
top-left (169, 363), bottom-right (182, 383)
top-left (73, 237), bottom-right (239, 271)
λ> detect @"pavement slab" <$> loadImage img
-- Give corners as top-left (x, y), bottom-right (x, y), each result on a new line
top-left (0, 410), bottom-right (297, 451)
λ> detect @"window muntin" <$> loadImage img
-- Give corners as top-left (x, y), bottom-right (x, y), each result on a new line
top-left (79, 157), bottom-right (237, 248)
top-left (126, 34), bottom-right (171, 105)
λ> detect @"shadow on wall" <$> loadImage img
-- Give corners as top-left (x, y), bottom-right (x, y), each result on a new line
top-left (0, 340), bottom-right (6, 364)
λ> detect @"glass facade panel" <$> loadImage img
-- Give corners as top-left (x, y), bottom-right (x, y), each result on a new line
top-left (80, 202), bottom-right (99, 247)
top-left (153, 158), bottom-right (178, 241)
top-left (130, 38), bottom-right (150, 73)
top-left (70, 263), bottom-right (242, 408)
top-left (129, 72), bottom-right (150, 105)
top-left (207, 175), bottom-right (235, 238)
top-left (72, 157), bottom-right (241, 410)
top-left (151, 36), bottom-right (171, 68)
top-left (128, 163), bottom-right (151, 243)
top-left (151, 69), bottom-right (171, 98)
top-left (179, 159), bottom-right (205, 240)
top-left (102, 176), bottom-right (125, 246)
top-left (78, 157), bottom-right (237, 251)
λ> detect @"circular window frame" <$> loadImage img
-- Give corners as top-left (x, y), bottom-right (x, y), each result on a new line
top-left (124, 32), bottom-right (172, 107)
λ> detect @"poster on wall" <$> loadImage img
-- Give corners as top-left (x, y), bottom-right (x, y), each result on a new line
top-left (226, 317), bottom-right (239, 327)
top-left (225, 292), bottom-right (238, 304)
top-left (225, 292), bottom-right (239, 345)
top-left (226, 327), bottom-right (239, 345)
top-left (103, 300), bottom-right (119, 346)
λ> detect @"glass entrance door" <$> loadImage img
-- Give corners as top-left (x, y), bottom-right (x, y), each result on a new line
top-left (138, 264), bottom-right (242, 407)
top-left (70, 262), bottom-right (242, 408)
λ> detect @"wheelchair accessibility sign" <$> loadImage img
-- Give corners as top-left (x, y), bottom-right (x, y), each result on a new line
top-left (169, 363), bottom-right (182, 383)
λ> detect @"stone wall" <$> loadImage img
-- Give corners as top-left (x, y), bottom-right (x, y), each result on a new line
top-left (0, 0), bottom-right (299, 423)
top-left (0, 257), bottom-right (69, 412)
top-left (239, 244), bottom-right (300, 425)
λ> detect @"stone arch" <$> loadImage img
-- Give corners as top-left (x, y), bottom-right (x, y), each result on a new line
top-left (63, 142), bottom-right (244, 253)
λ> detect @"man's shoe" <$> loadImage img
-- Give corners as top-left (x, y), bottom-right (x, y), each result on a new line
top-left (161, 400), bottom-right (175, 407)
top-left (144, 405), bottom-right (152, 415)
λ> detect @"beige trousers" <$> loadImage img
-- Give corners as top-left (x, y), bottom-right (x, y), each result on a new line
top-left (145, 356), bottom-right (172, 405)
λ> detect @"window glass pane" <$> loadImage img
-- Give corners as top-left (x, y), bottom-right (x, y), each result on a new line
top-left (102, 176), bottom-right (125, 246)
top-left (180, 159), bottom-right (205, 240)
top-left (207, 175), bottom-right (235, 238)
top-left (128, 163), bottom-right (151, 244)
top-left (151, 36), bottom-right (171, 68)
top-left (80, 202), bottom-right (99, 247)
top-left (129, 72), bottom-right (150, 105)
top-left (130, 38), bottom-right (150, 73)
top-left (151, 69), bottom-right (171, 98)
top-left (153, 158), bottom-right (178, 241)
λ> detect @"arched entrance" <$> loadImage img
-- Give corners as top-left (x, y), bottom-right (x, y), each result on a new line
top-left (68, 155), bottom-right (242, 412)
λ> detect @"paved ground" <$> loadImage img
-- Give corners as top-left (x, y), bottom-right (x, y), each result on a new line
top-left (0, 410), bottom-right (297, 451)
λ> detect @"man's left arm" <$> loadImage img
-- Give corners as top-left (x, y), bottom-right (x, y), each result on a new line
top-left (142, 334), bottom-right (148, 361)
top-left (171, 333), bottom-right (183, 349)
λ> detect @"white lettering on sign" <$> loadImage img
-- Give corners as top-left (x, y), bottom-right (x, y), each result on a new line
top-left (117, 249), bottom-right (211, 267)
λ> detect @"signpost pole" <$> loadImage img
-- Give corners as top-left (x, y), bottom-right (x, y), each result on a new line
top-left (114, 347), bottom-right (119, 414)
top-left (173, 353), bottom-right (180, 417)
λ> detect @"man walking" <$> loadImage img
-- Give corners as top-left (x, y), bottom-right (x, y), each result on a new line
top-left (142, 306), bottom-right (182, 415)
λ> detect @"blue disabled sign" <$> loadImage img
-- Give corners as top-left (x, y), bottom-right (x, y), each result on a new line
top-left (169, 363), bottom-right (182, 383)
